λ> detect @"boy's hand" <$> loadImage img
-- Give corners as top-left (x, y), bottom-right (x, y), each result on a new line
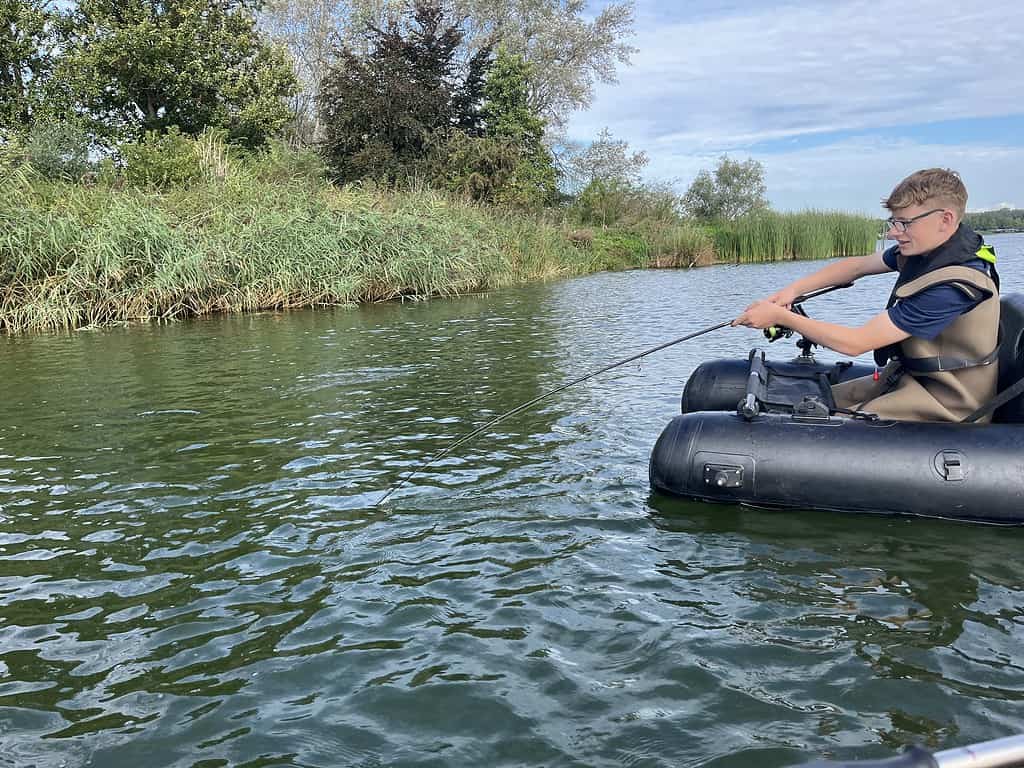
top-left (733, 300), bottom-right (787, 329)
top-left (765, 287), bottom-right (800, 308)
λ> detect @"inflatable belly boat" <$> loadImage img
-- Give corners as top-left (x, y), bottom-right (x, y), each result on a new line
top-left (649, 294), bottom-right (1024, 523)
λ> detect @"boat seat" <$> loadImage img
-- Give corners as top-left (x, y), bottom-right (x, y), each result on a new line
top-left (994, 292), bottom-right (1024, 424)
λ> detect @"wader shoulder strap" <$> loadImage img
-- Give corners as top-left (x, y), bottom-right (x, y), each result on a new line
top-left (893, 267), bottom-right (997, 300)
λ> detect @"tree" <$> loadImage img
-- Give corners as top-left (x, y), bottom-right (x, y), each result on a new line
top-left (51, 0), bottom-right (298, 147)
top-left (563, 127), bottom-right (647, 192)
top-left (482, 49), bottom-right (544, 147)
top-left (964, 208), bottom-right (1024, 233)
top-left (460, 0), bottom-right (636, 131)
top-left (280, 0), bottom-right (635, 134)
top-left (682, 155), bottom-right (768, 221)
top-left (426, 48), bottom-right (557, 209)
top-left (0, 0), bottom-right (55, 132)
top-left (260, 0), bottom-right (365, 144)
top-left (317, 0), bottom-right (489, 181)
top-left (477, 47), bottom-right (555, 206)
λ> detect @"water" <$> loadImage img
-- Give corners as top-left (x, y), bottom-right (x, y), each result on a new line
top-left (2, 234), bottom-right (1023, 768)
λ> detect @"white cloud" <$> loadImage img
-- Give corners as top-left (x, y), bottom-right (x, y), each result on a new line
top-left (567, 0), bottom-right (1024, 209)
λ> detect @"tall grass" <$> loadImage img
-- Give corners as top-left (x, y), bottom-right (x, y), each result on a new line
top-left (712, 210), bottom-right (879, 263)
top-left (0, 160), bottom-right (597, 333)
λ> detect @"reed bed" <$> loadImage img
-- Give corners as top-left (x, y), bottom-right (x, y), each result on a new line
top-left (0, 165), bottom-right (591, 333)
top-left (642, 223), bottom-right (717, 268)
top-left (712, 210), bottom-right (879, 263)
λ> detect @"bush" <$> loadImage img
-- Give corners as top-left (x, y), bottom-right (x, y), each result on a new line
top-left (122, 127), bottom-right (203, 189)
top-left (588, 230), bottom-right (649, 269)
top-left (249, 139), bottom-right (328, 185)
top-left (429, 132), bottom-right (520, 202)
top-left (428, 131), bottom-right (555, 210)
top-left (24, 120), bottom-right (91, 181)
top-left (569, 178), bottom-right (682, 228)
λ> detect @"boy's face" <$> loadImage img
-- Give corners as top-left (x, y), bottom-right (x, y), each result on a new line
top-left (886, 200), bottom-right (959, 256)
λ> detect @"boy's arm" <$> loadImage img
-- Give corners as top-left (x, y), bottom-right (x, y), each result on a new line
top-left (749, 307), bottom-right (910, 357)
top-left (766, 251), bottom-right (892, 307)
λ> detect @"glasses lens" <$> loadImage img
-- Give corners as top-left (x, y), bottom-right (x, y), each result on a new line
top-left (886, 218), bottom-right (905, 232)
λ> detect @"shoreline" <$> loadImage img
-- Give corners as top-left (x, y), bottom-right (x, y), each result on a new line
top-left (1, 170), bottom-right (880, 335)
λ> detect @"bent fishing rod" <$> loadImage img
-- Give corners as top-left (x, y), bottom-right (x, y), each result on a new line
top-left (373, 282), bottom-right (850, 507)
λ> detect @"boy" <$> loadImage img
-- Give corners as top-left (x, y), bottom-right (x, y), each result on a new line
top-left (733, 168), bottom-right (999, 422)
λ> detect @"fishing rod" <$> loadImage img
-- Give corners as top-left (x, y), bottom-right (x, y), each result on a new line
top-left (373, 282), bottom-right (851, 507)
top-left (793, 732), bottom-right (1024, 768)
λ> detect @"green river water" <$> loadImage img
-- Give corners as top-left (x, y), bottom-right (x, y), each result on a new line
top-left (2, 234), bottom-right (1024, 768)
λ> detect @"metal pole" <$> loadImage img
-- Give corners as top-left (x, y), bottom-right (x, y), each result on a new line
top-left (935, 735), bottom-right (1024, 768)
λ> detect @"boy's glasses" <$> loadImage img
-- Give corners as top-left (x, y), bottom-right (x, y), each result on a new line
top-left (886, 208), bottom-right (945, 233)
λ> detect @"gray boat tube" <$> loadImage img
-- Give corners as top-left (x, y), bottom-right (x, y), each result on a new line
top-left (649, 406), bottom-right (1024, 522)
top-left (650, 293), bottom-right (1024, 522)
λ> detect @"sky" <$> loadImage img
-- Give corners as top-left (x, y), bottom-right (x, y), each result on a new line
top-left (567, 0), bottom-right (1024, 214)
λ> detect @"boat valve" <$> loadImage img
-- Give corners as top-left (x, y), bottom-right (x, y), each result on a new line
top-left (703, 464), bottom-right (744, 489)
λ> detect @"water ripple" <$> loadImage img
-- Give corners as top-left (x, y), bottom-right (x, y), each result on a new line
top-left (2, 240), bottom-right (1024, 766)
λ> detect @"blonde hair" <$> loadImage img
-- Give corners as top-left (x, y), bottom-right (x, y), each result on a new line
top-left (883, 168), bottom-right (967, 219)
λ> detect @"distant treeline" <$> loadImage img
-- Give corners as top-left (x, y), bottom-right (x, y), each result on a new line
top-left (964, 209), bottom-right (1024, 233)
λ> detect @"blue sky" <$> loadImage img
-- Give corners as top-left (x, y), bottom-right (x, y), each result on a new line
top-left (568, 0), bottom-right (1024, 213)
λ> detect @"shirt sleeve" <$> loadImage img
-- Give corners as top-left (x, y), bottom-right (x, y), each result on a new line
top-left (882, 246), bottom-right (899, 271)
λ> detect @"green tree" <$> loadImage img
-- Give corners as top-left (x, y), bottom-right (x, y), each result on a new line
top-left (317, 0), bottom-right (489, 181)
top-left (51, 0), bottom-right (297, 146)
top-left (477, 47), bottom-right (556, 206)
top-left (682, 155), bottom-right (768, 221)
top-left (482, 49), bottom-right (544, 146)
top-left (964, 208), bottom-right (1024, 233)
top-left (460, 0), bottom-right (635, 131)
top-left (0, 0), bottom-right (55, 133)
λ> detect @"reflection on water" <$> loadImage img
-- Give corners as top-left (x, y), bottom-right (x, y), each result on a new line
top-left (1, 234), bottom-right (1023, 767)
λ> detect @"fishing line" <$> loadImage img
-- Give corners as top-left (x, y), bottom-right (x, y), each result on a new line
top-left (373, 320), bottom-right (731, 506)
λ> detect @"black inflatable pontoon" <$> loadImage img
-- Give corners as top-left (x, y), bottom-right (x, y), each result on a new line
top-left (649, 294), bottom-right (1024, 523)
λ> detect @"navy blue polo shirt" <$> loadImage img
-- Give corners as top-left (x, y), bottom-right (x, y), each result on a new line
top-left (882, 246), bottom-right (991, 341)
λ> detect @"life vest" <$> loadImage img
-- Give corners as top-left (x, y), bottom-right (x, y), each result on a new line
top-left (832, 225), bottom-right (1000, 422)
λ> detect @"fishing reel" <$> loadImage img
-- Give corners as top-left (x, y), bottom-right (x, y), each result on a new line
top-left (764, 303), bottom-right (818, 362)
top-left (763, 302), bottom-right (809, 342)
